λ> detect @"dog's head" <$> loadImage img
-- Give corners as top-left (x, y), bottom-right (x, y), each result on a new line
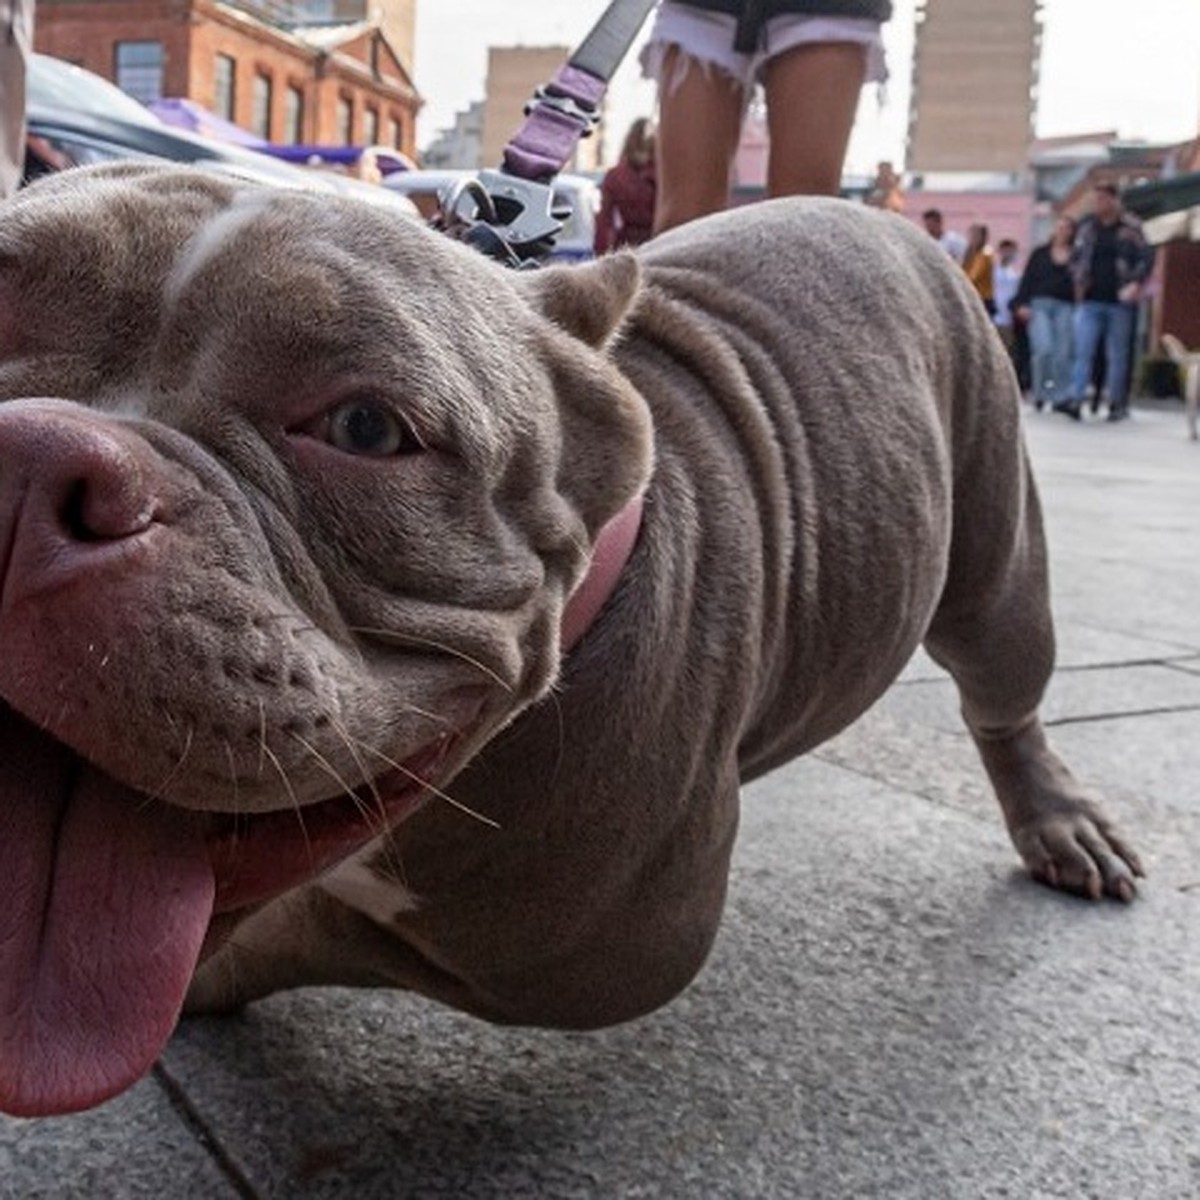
top-left (0, 163), bottom-right (652, 1115)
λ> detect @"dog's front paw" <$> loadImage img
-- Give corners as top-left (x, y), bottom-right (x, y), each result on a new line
top-left (1009, 801), bottom-right (1144, 903)
top-left (974, 720), bottom-right (1145, 903)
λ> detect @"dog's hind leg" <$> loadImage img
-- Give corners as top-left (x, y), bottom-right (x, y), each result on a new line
top-left (921, 352), bottom-right (1142, 901)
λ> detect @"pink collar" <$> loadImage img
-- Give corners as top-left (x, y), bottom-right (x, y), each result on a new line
top-left (560, 494), bottom-right (643, 651)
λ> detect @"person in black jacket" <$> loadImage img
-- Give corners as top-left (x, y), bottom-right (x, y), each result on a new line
top-left (1012, 215), bottom-right (1077, 410)
top-left (1055, 183), bottom-right (1156, 423)
top-left (641, 1), bottom-right (893, 233)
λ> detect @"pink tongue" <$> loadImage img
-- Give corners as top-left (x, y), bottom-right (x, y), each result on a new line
top-left (0, 715), bottom-right (215, 1117)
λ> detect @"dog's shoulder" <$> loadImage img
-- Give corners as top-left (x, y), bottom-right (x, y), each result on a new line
top-left (634, 198), bottom-right (973, 327)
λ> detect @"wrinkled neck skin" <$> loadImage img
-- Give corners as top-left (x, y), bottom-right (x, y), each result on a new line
top-left (310, 200), bottom-right (985, 1034)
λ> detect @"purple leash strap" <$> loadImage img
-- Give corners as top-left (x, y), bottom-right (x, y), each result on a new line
top-left (452, 0), bottom-right (655, 264)
top-left (502, 64), bottom-right (608, 184)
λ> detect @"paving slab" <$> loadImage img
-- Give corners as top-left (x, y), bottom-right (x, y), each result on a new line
top-left (0, 1075), bottom-right (240, 1199)
top-left (887, 660), bottom-right (1200, 735)
top-left (126, 759), bottom-right (1200, 1199)
top-left (2, 401), bottom-right (1198, 1199)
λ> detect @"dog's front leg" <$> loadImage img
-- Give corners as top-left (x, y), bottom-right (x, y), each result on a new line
top-left (922, 314), bottom-right (1143, 901)
top-left (187, 886), bottom-right (402, 1014)
top-left (971, 718), bottom-right (1143, 901)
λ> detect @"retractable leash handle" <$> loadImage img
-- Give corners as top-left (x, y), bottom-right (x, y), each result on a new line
top-left (436, 0), bottom-right (658, 267)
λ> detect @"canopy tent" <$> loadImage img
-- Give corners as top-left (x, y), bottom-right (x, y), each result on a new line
top-left (258, 143), bottom-right (415, 177)
top-left (147, 97), bottom-right (414, 179)
top-left (148, 97), bottom-right (266, 148)
top-left (1124, 171), bottom-right (1200, 245)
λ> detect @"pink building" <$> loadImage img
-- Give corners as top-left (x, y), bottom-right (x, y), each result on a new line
top-left (900, 188), bottom-right (1036, 261)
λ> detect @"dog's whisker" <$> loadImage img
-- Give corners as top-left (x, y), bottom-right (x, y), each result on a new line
top-left (223, 738), bottom-right (241, 816)
top-left (345, 626), bottom-right (513, 693)
top-left (398, 702), bottom-right (452, 727)
top-left (148, 721), bottom-right (195, 803)
top-left (257, 698), bottom-right (268, 779)
top-left (329, 716), bottom-right (389, 828)
top-left (285, 728), bottom-right (387, 837)
top-left (259, 740), bottom-right (312, 859)
top-left (284, 730), bottom-right (390, 836)
top-left (347, 734), bottom-right (501, 829)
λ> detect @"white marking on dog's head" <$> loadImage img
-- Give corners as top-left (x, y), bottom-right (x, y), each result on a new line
top-left (161, 189), bottom-right (280, 313)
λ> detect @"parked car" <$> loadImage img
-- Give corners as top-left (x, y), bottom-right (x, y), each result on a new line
top-left (382, 168), bottom-right (600, 263)
top-left (24, 54), bottom-right (417, 216)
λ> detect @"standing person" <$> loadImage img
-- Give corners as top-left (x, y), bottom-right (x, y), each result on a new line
top-left (992, 238), bottom-right (1023, 389)
top-left (642, 1), bottom-right (893, 235)
top-left (921, 207), bottom-right (966, 264)
top-left (1054, 182), bottom-right (1156, 423)
top-left (1013, 215), bottom-right (1077, 410)
top-left (992, 238), bottom-right (1021, 341)
top-left (865, 158), bottom-right (903, 212)
top-left (1, 0), bottom-right (33, 199)
top-left (593, 117), bottom-right (658, 255)
top-left (961, 223), bottom-right (995, 316)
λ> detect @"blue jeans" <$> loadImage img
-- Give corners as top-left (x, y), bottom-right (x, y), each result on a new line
top-left (1069, 300), bottom-right (1136, 409)
top-left (1028, 297), bottom-right (1074, 406)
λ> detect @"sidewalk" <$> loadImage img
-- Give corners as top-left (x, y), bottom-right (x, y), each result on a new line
top-left (3, 399), bottom-right (1198, 1199)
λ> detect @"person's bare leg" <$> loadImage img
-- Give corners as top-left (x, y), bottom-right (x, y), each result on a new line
top-left (0, 0), bottom-right (33, 200)
top-left (653, 45), bottom-right (745, 234)
top-left (763, 41), bottom-right (867, 197)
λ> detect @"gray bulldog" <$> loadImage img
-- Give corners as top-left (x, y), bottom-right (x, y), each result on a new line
top-left (0, 164), bottom-right (1141, 1118)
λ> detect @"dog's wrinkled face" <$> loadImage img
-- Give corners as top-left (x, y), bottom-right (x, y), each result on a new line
top-left (0, 164), bottom-right (651, 1115)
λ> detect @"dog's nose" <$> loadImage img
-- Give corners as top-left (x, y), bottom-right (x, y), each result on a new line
top-left (0, 400), bottom-right (158, 609)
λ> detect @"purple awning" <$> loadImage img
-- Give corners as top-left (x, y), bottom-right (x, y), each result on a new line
top-left (147, 98), bottom-right (267, 147)
top-left (146, 98), bottom-right (416, 176)
top-left (258, 144), bottom-right (416, 176)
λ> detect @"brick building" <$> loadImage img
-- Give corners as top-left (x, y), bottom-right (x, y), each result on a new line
top-left (34, 0), bottom-right (420, 160)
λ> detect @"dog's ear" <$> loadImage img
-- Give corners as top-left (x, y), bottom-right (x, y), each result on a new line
top-left (518, 252), bottom-right (641, 349)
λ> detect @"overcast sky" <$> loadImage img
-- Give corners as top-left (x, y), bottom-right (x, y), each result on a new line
top-left (412, 0), bottom-right (1200, 170)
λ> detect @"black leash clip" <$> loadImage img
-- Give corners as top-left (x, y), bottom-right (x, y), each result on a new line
top-left (431, 169), bottom-right (570, 269)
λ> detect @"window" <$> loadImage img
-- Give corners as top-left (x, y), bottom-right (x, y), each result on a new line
top-left (336, 96), bottom-right (352, 144)
top-left (363, 106), bottom-right (379, 147)
top-left (252, 73), bottom-right (272, 140)
top-left (284, 85), bottom-right (304, 145)
top-left (391, 114), bottom-right (404, 149)
top-left (214, 54), bottom-right (236, 121)
top-left (114, 41), bottom-right (164, 104)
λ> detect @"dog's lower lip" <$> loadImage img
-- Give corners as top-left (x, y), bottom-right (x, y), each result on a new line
top-left (205, 735), bottom-right (454, 914)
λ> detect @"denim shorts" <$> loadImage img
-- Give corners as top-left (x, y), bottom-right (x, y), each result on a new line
top-left (640, 2), bottom-right (888, 93)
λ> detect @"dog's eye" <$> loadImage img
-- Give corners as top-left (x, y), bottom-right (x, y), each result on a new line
top-left (326, 399), bottom-right (423, 457)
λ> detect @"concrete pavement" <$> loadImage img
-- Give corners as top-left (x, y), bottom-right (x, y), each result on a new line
top-left (3, 398), bottom-right (1198, 1199)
